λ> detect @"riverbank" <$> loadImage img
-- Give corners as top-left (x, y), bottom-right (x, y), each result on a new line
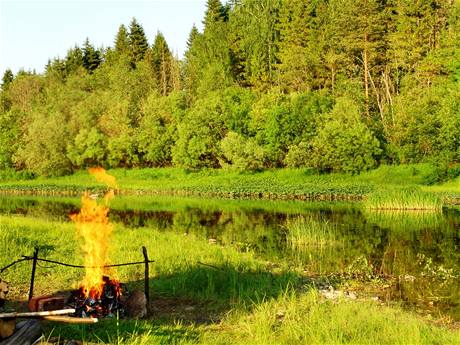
top-left (1, 164), bottom-right (459, 203)
top-left (1, 215), bottom-right (459, 344)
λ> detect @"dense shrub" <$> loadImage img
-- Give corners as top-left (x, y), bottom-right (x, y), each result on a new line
top-left (220, 131), bottom-right (265, 171)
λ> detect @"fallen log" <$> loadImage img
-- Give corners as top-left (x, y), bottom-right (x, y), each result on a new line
top-left (0, 309), bottom-right (75, 319)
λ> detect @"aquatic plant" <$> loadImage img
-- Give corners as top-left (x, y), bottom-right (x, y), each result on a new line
top-left (364, 188), bottom-right (443, 211)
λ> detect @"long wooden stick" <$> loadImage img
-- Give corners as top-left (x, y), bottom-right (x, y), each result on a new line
top-left (0, 309), bottom-right (75, 319)
top-left (42, 316), bottom-right (98, 324)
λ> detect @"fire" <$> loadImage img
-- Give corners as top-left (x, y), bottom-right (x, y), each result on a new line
top-left (70, 167), bottom-right (118, 299)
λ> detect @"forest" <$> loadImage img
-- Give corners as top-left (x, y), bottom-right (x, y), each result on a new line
top-left (1, 0), bottom-right (460, 177)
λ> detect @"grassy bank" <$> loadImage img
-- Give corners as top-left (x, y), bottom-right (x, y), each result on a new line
top-left (1, 164), bottom-right (459, 203)
top-left (1, 214), bottom-right (459, 344)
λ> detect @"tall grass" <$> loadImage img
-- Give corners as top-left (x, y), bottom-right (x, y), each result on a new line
top-left (363, 209), bottom-right (446, 233)
top-left (285, 216), bottom-right (340, 250)
top-left (364, 188), bottom-right (443, 211)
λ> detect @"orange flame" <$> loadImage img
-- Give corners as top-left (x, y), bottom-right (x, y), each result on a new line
top-left (70, 167), bottom-right (117, 299)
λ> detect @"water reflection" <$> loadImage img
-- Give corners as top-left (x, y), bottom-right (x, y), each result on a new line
top-left (0, 196), bottom-right (459, 320)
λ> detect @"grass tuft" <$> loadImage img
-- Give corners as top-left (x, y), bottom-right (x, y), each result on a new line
top-left (364, 188), bottom-right (443, 211)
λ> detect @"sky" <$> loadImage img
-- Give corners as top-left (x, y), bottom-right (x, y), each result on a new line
top-left (0, 0), bottom-right (207, 75)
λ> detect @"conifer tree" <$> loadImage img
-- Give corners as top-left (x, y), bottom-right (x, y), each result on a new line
top-left (183, 25), bottom-right (203, 101)
top-left (128, 18), bottom-right (149, 64)
top-left (277, 0), bottom-right (321, 92)
top-left (331, 0), bottom-right (386, 117)
top-left (152, 31), bottom-right (173, 96)
top-left (114, 24), bottom-right (130, 56)
top-left (229, 0), bottom-right (281, 90)
top-left (82, 38), bottom-right (101, 73)
top-left (65, 45), bottom-right (84, 74)
top-left (1, 69), bottom-right (14, 90)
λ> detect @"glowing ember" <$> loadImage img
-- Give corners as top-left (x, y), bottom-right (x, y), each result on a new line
top-left (70, 167), bottom-right (118, 301)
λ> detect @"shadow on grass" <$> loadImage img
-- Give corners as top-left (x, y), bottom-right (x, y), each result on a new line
top-left (6, 264), bottom-right (304, 343)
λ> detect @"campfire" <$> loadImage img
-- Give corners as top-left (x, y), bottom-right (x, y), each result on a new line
top-left (69, 167), bottom-right (122, 318)
top-left (67, 276), bottom-right (125, 318)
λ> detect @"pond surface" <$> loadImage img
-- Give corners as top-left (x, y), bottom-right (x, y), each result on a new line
top-left (0, 195), bottom-right (459, 320)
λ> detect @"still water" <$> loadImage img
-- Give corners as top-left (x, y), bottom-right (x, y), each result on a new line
top-left (0, 195), bottom-right (459, 320)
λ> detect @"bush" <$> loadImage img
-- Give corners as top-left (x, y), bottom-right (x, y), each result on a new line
top-left (219, 132), bottom-right (265, 171)
top-left (172, 93), bottom-right (226, 169)
top-left (284, 141), bottom-right (312, 168)
top-left (308, 98), bottom-right (382, 173)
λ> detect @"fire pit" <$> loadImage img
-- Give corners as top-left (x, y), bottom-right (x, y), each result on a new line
top-left (67, 276), bottom-right (126, 318)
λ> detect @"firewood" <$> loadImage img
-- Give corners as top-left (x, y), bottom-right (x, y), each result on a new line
top-left (0, 319), bottom-right (15, 339)
top-left (42, 316), bottom-right (98, 324)
top-left (0, 308), bottom-right (75, 319)
top-left (0, 280), bottom-right (8, 309)
top-left (0, 320), bottom-right (41, 345)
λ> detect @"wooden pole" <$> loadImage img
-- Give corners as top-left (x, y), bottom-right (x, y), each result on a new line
top-left (142, 246), bottom-right (150, 310)
top-left (28, 248), bottom-right (39, 302)
top-left (0, 309), bottom-right (76, 319)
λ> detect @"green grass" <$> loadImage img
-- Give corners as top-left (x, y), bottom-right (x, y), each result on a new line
top-left (1, 212), bottom-right (459, 344)
top-left (2, 163), bottom-right (458, 202)
top-left (204, 290), bottom-right (460, 345)
top-left (364, 187), bottom-right (443, 211)
top-left (285, 216), bottom-right (341, 251)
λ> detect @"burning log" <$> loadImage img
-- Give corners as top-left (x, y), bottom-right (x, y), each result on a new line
top-left (67, 276), bottom-right (125, 318)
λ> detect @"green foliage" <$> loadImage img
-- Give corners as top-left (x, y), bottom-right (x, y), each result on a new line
top-left (220, 131), bottom-right (265, 171)
top-left (138, 92), bottom-right (184, 166)
top-left (82, 38), bottom-right (101, 73)
top-left (1, 0), bottom-right (460, 178)
top-left (0, 109), bottom-right (21, 169)
top-left (1, 68), bottom-right (14, 90)
top-left (128, 17), bottom-right (149, 64)
top-left (172, 94), bottom-right (226, 168)
top-left (15, 108), bottom-right (73, 176)
top-left (308, 98), bottom-right (382, 173)
top-left (389, 80), bottom-right (460, 163)
top-left (114, 24), bottom-right (130, 56)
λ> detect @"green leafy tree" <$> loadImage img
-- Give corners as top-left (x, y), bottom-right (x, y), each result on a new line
top-left (220, 131), bottom-right (265, 170)
top-left (309, 97), bottom-right (382, 173)
top-left (15, 107), bottom-right (72, 176)
top-left (138, 92), bottom-right (185, 166)
top-left (172, 93), bottom-right (226, 168)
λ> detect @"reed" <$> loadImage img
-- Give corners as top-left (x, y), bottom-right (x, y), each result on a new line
top-left (285, 216), bottom-right (340, 251)
top-left (364, 188), bottom-right (443, 211)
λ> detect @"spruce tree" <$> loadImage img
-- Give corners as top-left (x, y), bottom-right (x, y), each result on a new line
top-left (203, 0), bottom-right (226, 31)
top-left (152, 31), bottom-right (173, 96)
top-left (82, 38), bottom-right (101, 73)
top-left (229, 0), bottom-right (281, 90)
top-left (183, 25), bottom-right (203, 101)
top-left (128, 18), bottom-right (149, 64)
top-left (65, 45), bottom-right (84, 74)
top-left (114, 24), bottom-right (130, 56)
top-left (1, 69), bottom-right (14, 90)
